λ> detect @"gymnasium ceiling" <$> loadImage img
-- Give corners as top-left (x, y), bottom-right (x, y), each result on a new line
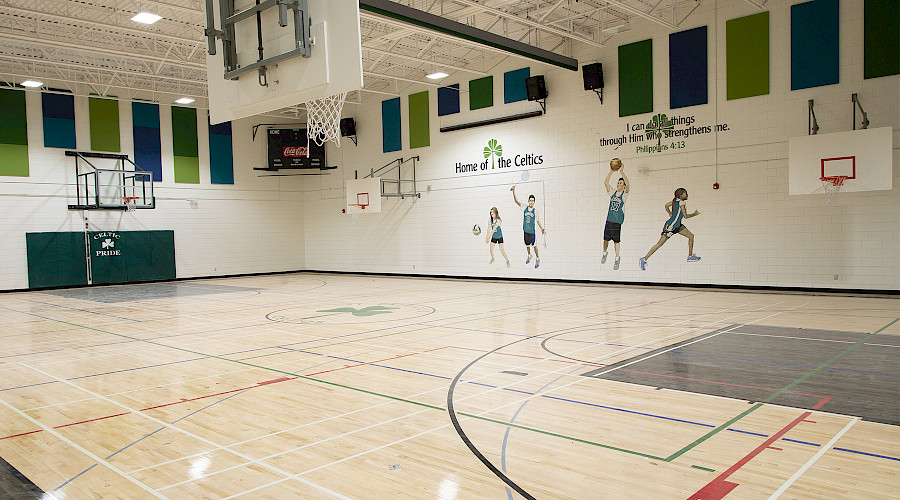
top-left (0, 0), bottom-right (757, 115)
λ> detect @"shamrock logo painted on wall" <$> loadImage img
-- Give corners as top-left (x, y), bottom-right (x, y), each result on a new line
top-left (101, 239), bottom-right (115, 249)
top-left (646, 114), bottom-right (674, 146)
top-left (484, 139), bottom-right (502, 169)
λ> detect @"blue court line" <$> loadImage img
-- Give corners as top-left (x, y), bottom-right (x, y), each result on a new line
top-left (19, 298), bottom-right (143, 323)
top-left (833, 448), bottom-right (900, 461)
top-left (669, 350), bottom-right (900, 378)
top-left (271, 346), bottom-right (899, 462)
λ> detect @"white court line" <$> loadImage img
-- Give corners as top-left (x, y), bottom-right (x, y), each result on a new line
top-left (734, 332), bottom-right (900, 348)
top-left (0, 394), bottom-right (167, 499)
top-left (768, 417), bottom-right (859, 499)
top-left (20, 363), bottom-right (351, 500)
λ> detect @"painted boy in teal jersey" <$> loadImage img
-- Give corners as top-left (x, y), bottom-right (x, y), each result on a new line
top-left (639, 187), bottom-right (701, 270)
top-left (511, 186), bottom-right (546, 268)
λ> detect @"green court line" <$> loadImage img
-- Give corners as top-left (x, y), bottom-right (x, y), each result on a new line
top-left (236, 326), bottom-right (437, 362)
top-left (664, 317), bottom-right (899, 462)
top-left (691, 465), bottom-right (716, 472)
top-left (6, 306), bottom-right (658, 457)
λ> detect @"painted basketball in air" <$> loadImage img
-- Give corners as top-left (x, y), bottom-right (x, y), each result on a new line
top-left (610, 158), bottom-right (622, 171)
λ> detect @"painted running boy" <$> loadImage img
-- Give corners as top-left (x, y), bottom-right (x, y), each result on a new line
top-left (602, 161), bottom-right (630, 270)
top-left (511, 185), bottom-right (546, 268)
top-left (639, 187), bottom-right (701, 270)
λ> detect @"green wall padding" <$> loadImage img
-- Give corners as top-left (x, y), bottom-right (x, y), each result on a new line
top-left (726, 12), bottom-right (770, 100)
top-left (408, 91), bottom-right (430, 149)
top-left (26, 231), bottom-right (176, 288)
top-left (89, 97), bottom-right (121, 152)
top-left (0, 88), bottom-right (29, 176)
top-left (618, 39), bottom-right (654, 117)
top-left (172, 107), bottom-right (200, 183)
top-left (469, 76), bottom-right (493, 110)
top-left (26, 232), bottom-right (89, 288)
top-left (864, 0), bottom-right (900, 79)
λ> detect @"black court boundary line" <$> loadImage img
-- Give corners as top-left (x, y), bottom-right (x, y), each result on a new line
top-left (4, 269), bottom-right (897, 296)
top-left (0, 455), bottom-right (45, 499)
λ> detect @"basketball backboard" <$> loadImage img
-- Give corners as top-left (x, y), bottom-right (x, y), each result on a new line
top-left (346, 177), bottom-right (381, 214)
top-left (788, 127), bottom-right (893, 195)
top-left (205, 0), bottom-right (364, 125)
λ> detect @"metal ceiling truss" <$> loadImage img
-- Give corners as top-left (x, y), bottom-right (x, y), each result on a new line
top-left (0, 0), bottom-right (708, 109)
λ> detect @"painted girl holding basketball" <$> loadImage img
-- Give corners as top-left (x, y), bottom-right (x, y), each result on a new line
top-left (602, 158), bottom-right (630, 270)
top-left (486, 207), bottom-right (510, 268)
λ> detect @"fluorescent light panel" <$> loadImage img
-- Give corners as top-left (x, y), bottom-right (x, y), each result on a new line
top-left (132, 12), bottom-right (162, 24)
top-left (21, 80), bottom-right (43, 87)
top-left (426, 72), bottom-right (449, 80)
top-left (174, 97), bottom-right (195, 104)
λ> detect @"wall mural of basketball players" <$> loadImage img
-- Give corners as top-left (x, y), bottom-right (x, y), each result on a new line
top-left (511, 185), bottom-right (546, 269)
top-left (602, 158), bottom-right (630, 270)
top-left (639, 187), bottom-right (702, 271)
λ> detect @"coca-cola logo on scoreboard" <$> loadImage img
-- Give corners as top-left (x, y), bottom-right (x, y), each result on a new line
top-left (283, 146), bottom-right (309, 157)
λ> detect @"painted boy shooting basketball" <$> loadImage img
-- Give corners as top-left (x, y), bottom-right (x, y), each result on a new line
top-left (639, 187), bottom-right (701, 271)
top-left (602, 158), bottom-right (630, 270)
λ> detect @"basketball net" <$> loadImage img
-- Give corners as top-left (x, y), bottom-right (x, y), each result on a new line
top-left (123, 196), bottom-right (138, 212)
top-left (305, 92), bottom-right (347, 153)
top-left (821, 176), bottom-right (847, 204)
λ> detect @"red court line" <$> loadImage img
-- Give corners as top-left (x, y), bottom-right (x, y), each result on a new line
top-left (304, 346), bottom-right (449, 376)
top-left (0, 376), bottom-right (301, 440)
top-left (688, 411), bottom-right (813, 500)
top-left (448, 346), bottom-right (604, 367)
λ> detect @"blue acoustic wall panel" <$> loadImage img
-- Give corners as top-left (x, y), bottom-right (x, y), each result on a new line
top-left (209, 120), bottom-right (234, 184)
top-left (382, 97), bottom-right (402, 153)
top-left (131, 102), bottom-right (162, 182)
top-left (669, 26), bottom-right (708, 109)
top-left (503, 67), bottom-right (530, 103)
top-left (41, 92), bottom-right (76, 149)
top-left (792, 0), bottom-right (840, 90)
top-left (438, 84), bottom-right (460, 116)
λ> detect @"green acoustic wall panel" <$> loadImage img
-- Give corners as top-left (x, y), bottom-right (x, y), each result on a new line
top-left (0, 88), bottom-right (29, 176)
top-left (26, 232), bottom-right (88, 288)
top-left (618, 39), bottom-right (654, 117)
top-left (172, 107), bottom-right (200, 183)
top-left (173, 156), bottom-right (200, 184)
top-left (726, 12), bottom-right (770, 100)
top-left (469, 76), bottom-right (493, 110)
top-left (89, 97), bottom-right (121, 152)
top-left (864, 0), bottom-right (900, 79)
top-left (0, 144), bottom-right (30, 177)
top-left (408, 91), bottom-right (430, 149)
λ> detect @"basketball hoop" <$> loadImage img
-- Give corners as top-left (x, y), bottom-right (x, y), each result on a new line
top-left (305, 91), bottom-right (347, 152)
top-left (820, 176), bottom-right (848, 204)
top-left (123, 196), bottom-right (139, 212)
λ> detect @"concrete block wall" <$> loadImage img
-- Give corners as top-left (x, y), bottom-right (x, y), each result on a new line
top-left (0, 93), bottom-right (306, 290)
top-left (301, 0), bottom-right (899, 290)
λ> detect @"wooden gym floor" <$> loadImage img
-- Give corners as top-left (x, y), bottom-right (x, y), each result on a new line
top-left (0, 273), bottom-right (897, 499)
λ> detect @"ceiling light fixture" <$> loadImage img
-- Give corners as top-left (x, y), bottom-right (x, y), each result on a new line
top-left (174, 97), bottom-right (195, 104)
top-left (131, 12), bottom-right (162, 24)
top-left (21, 80), bottom-right (43, 87)
top-left (426, 72), bottom-right (449, 80)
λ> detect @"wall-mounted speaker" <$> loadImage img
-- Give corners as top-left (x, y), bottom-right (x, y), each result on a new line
top-left (582, 63), bottom-right (604, 91)
top-left (525, 75), bottom-right (547, 101)
top-left (339, 117), bottom-right (356, 137)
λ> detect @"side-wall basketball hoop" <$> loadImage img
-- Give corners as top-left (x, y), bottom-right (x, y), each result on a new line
top-left (820, 176), bottom-right (848, 204)
top-left (123, 196), bottom-right (140, 212)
